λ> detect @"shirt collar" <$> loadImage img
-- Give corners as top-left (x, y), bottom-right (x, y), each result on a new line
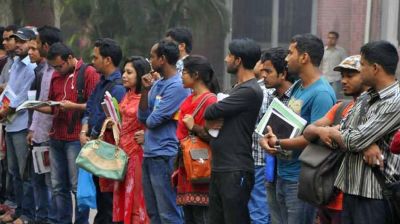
top-left (272, 83), bottom-right (294, 99)
top-left (101, 69), bottom-right (121, 82)
top-left (368, 81), bottom-right (399, 101)
top-left (159, 72), bottom-right (181, 84)
top-left (19, 55), bottom-right (31, 66)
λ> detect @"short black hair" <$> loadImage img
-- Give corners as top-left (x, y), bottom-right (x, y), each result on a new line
top-left (360, 40), bottom-right (399, 75)
top-left (0, 26), bottom-right (4, 50)
top-left (183, 55), bottom-right (220, 93)
top-left (37, 25), bottom-right (62, 46)
top-left (123, 56), bottom-right (151, 94)
top-left (229, 38), bottom-right (261, 69)
top-left (155, 39), bottom-right (180, 65)
top-left (47, 42), bottom-right (74, 61)
top-left (261, 47), bottom-right (287, 75)
top-left (165, 27), bottom-right (193, 53)
top-left (4, 24), bottom-right (19, 33)
top-left (261, 47), bottom-right (297, 83)
top-left (290, 34), bottom-right (324, 67)
top-left (328, 31), bottom-right (339, 39)
top-left (94, 38), bottom-right (122, 67)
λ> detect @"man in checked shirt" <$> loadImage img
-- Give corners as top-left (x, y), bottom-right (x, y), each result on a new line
top-left (325, 40), bottom-right (400, 223)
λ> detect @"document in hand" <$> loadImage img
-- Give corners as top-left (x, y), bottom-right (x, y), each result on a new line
top-left (207, 92), bottom-right (229, 138)
top-left (103, 91), bottom-right (121, 130)
top-left (32, 146), bottom-right (51, 174)
top-left (0, 87), bottom-right (17, 123)
top-left (16, 100), bottom-right (60, 112)
top-left (256, 98), bottom-right (307, 139)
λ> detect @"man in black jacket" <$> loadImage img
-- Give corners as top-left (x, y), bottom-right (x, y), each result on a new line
top-left (204, 38), bottom-right (263, 224)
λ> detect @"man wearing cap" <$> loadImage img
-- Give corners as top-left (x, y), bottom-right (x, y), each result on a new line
top-left (0, 27), bottom-right (36, 223)
top-left (303, 55), bottom-right (367, 224)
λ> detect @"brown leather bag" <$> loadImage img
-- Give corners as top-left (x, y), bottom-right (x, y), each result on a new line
top-left (180, 93), bottom-right (214, 184)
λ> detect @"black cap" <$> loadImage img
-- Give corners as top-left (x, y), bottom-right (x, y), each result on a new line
top-left (10, 27), bottom-right (36, 41)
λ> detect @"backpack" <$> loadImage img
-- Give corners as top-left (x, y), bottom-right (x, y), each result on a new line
top-left (67, 64), bottom-right (122, 134)
top-left (297, 100), bottom-right (351, 206)
top-left (67, 63), bottom-right (89, 134)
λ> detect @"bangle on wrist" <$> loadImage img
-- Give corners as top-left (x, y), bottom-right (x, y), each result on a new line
top-left (80, 130), bottom-right (87, 134)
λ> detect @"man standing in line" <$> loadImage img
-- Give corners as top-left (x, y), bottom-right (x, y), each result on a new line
top-left (26, 25), bottom-right (62, 224)
top-left (138, 39), bottom-right (188, 224)
top-left (80, 38), bottom-right (126, 224)
top-left (204, 38), bottom-right (263, 224)
top-left (165, 27), bottom-right (192, 75)
top-left (260, 34), bottom-right (336, 224)
top-left (0, 27), bottom-right (37, 224)
top-left (320, 31), bottom-right (347, 99)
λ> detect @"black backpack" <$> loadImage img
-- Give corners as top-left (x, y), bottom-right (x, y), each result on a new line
top-left (297, 101), bottom-right (351, 206)
top-left (67, 64), bottom-right (122, 134)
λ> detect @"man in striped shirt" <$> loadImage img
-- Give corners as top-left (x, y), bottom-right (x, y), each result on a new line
top-left (327, 41), bottom-right (400, 223)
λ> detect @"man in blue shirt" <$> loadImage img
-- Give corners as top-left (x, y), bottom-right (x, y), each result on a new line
top-left (81, 38), bottom-right (126, 224)
top-left (138, 39), bottom-right (188, 224)
top-left (260, 34), bottom-right (336, 224)
top-left (0, 27), bottom-right (36, 223)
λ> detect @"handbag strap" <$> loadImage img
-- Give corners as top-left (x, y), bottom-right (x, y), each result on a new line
top-left (192, 93), bottom-right (215, 119)
top-left (98, 117), bottom-right (120, 145)
top-left (333, 100), bottom-right (352, 125)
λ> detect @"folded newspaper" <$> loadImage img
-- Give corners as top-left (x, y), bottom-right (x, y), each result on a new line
top-left (16, 100), bottom-right (60, 112)
top-left (0, 87), bottom-right (17, 123)
top-left (256, 98), bottom-right (307, 159)
top-left (32, 146), bottom-right (51, 174)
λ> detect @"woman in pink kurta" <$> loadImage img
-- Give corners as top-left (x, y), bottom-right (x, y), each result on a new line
top-left (113, 56), bottom-right (150, 224)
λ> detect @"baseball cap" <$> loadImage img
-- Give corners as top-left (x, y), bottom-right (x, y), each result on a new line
top-left (333, 55), bottom-right (361, 72)
top-left (10, 27), bottom-right (36, 41)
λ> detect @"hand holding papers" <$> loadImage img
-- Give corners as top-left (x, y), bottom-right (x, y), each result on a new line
top-left (16, 100), bottom-right (60, 112)
top-left (102, 91), bottom-right (121, 130)
top-left (207, 93), bottom-right (229, 138)
top-left (256, 98), bottom-right (307, 138)
top-left (256, 98), bottom-right (307, 159)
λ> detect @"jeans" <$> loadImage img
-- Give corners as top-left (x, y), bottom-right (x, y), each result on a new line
top-left (183, 205), bottom-right (209, 224)
top-left (93, 176), bottom-right (114, 224)
top-left (276, 177), bottom-right (316, 224)
top-left (248, 166), bottom-right (270, 224)
top-left (265, 181), bottom-right (282, 224)
top-left (342, 193), bottom-right (388, 224)
top-left (5, 129), bottom-right (35, 220)
top-left (142, 156), bottom-right (183, 224)
top-left (209, 171), bottom-right (254, 224)
top-left (31, 141), bottom-right (58, 223)
top-left (49, 139), bottom-right (89, 224)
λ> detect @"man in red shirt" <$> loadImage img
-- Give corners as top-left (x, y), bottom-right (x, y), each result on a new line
top-left (34, 42), bottom-right (99, 224)
top-left (303, 55), bottom-right (367, 224)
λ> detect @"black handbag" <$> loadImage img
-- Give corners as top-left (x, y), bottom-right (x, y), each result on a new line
top-left (297, 101), bottom-right (350, 206)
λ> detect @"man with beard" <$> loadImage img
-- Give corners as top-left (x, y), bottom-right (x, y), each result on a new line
top-left (303, 55), bottom-right (367, 224)
top-left (204, 38), bottom-right (263, 224)
top-left (138, 39), bottom-right (188, 224)
top-left (80, 38), bottom-right (126, 224)
top-left (260, 34), bottom-right (336, 224)
top-left (0, 27), bottom-right (36, 223)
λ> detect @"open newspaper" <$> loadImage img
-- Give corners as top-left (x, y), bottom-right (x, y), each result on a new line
top-left (16, 100), bottom-right (60, 112)
top-left (256, 98), bottom-right (307, 159)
